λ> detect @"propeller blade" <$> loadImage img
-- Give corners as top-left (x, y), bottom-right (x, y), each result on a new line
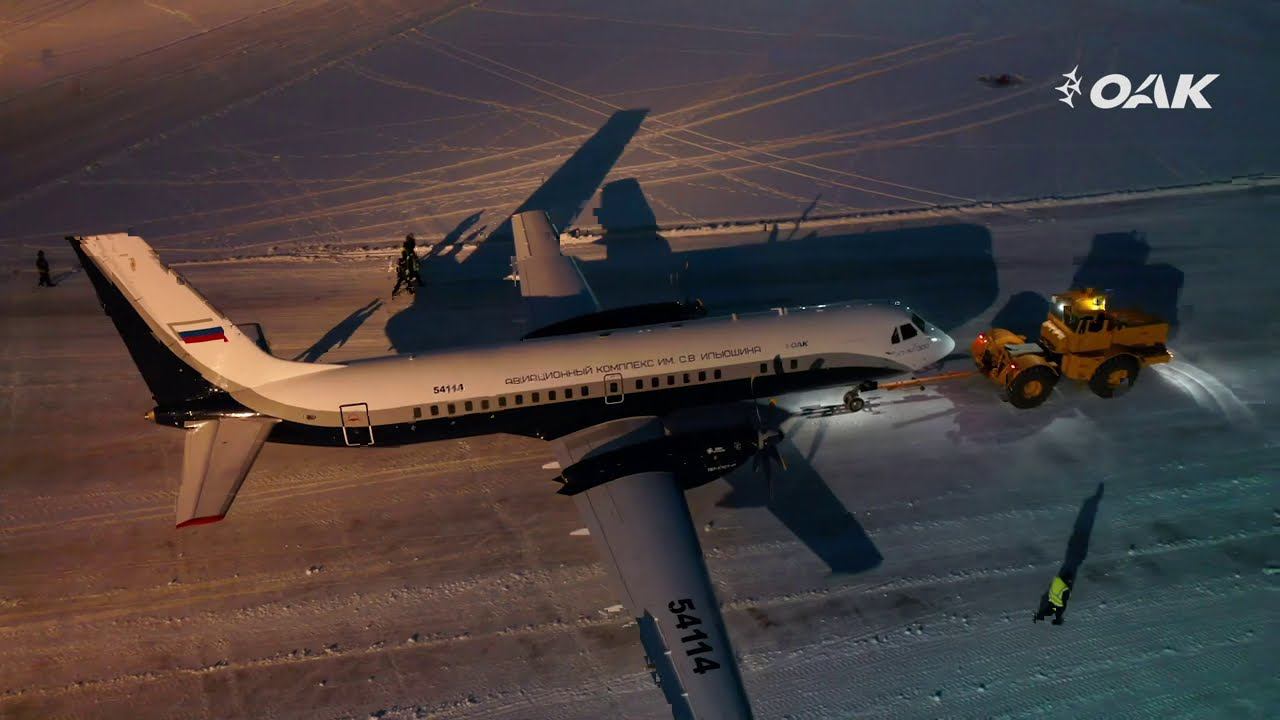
top-left (769, 443), bottom-right (788, 472)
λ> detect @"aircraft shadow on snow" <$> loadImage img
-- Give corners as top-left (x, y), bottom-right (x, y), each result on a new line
top-left (372, 113), bottom-right (1007, 575)
top-left (714, 402), bottom-right (884, 575)
top-left (584, 177), bottom-right (999, 331)
top-left (383, 109), bottom-right (650, 353)
top-left (292, 298), bottom-right (382, 362)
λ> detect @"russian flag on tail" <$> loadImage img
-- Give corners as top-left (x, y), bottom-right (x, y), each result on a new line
top-left (174, 320), bottom-right (228, 344)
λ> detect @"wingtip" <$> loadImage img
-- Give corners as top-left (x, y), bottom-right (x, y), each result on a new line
top-left (176, 514), bottom-right (225, 529)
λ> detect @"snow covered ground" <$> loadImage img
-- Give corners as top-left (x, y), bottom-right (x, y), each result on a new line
top-left (2, 190), bottom-right (1276, 719)
top-left (1, 2), bottom-right (1277, 719)
top-left (3, 1), bottom-right (1279, 264)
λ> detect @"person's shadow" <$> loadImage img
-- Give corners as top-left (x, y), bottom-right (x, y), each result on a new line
top-left (49, 267), bottom-right (81, 286)
top-left (1059, 482), bottom-right (1105, 585)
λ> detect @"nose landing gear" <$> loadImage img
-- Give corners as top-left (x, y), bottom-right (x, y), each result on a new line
top-left (843, 389), bottom-right (866, 413)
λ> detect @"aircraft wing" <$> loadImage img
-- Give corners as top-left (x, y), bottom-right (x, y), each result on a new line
top-left (511, 210), bottom-right (600, 329)
top-left (553, 420), bottom-right (755, 720)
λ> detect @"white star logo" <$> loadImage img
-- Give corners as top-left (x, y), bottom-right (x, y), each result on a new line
top-left (1057, 65), bottom-right (1083, 107)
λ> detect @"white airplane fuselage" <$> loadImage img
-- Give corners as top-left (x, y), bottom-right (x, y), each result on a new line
top-left (72, 231), bottom-right (955, 449)
top-left (220, 301), bottom-right (955, 447)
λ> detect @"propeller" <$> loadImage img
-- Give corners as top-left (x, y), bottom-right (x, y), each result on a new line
top-left (750, 399), bottom-right (788, 501)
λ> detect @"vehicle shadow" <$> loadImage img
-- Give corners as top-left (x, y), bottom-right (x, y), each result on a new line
top-left (1074, 231), bottom-right (1184, 332)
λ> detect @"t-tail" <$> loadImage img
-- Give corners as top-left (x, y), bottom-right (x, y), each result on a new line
top-left (69, 234), bottom-right (336, 527)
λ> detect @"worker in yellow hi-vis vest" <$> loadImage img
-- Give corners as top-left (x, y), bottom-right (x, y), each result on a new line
top-left (1033, 575), bottom-right (1072, 625)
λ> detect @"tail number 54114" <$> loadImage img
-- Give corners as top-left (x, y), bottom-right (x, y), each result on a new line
top-left (667, 598), bottom-right (722, 674)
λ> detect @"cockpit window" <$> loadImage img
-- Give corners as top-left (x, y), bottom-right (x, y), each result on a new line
top-left (899, 323), bottom-right (918, 340)
top-left (891, 327), bottom-right (901, 344)
top-left (910, 313), bottom-right (928, 332)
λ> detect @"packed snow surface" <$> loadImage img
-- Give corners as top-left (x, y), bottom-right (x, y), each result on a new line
top-left (1, 2), bottom-right (1276, 719)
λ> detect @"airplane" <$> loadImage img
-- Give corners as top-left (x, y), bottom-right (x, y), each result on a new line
top-left (69, 211), bottom-right (954, 720)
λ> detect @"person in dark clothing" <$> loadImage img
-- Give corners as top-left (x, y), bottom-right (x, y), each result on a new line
top-left (36, 250), bottom-right (53, 287)
top-left (391, 234), bottom-right (424, 297)
top-left (1033, 574), bottom-right (1071, 625)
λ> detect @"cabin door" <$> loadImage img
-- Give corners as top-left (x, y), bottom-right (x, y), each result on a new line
top-left (604, 373), bottom-right (624, 404)
top-left (340, 403), bottom-right (374, 446)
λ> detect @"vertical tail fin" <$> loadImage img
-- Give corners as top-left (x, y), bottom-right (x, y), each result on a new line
top-left (70, 234), bottom-right (334, 406)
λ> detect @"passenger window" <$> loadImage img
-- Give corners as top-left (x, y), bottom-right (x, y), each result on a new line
top-left (651, 377), bottom-right (659, 388)
top-left (760, 363), bottom-right (768, 373)
top-left (698, 371), bottom-right (706, 381)
top-left (498, 396), bottom-right (507, 408)
top-left (713, 369), bottom-right (722, 379)
top-left (515, 395), bottom-right (523, 405)
top-left (548, 390), bottom-right (556, 401)
top-left (635, 379), bottom-right (643, 390)
top-left (900, 323), bottom-right (918, 340)
top-left (683, 373), bottom-right (690, 384)
top-left (413, 407), bottom-right (422, 419)
top-left (789, 359), bottom-right (798, 370)
top-left (447, 403), bottom-right (456, 414)
top-left (481, 399), bottom-right (490, 410)
top-left (667, 375), bottom-right (675, 386)
top-left (430, 405), bottom-right (440, 416)
top-left (531, 392), bottom-right (540, 403)
top-left (581, 386), bottom-right (589, 397)
top-left (891, 327), bottom-right (900, 344)
top-left (464, 400), bottom-right (473, 412)
top-left (565, 388), bottom-right (573, 399)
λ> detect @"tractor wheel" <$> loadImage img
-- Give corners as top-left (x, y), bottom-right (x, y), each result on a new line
top-left (843, 391), bottom-right (865, 413)
top-left (1090, 354), bottom-right (1140, 398)
top-left (1006, 364), bottom-right (1057, 409)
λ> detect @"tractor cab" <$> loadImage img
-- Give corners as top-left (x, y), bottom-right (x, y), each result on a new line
top-left (1042, 288), bottom-right (1114, 353)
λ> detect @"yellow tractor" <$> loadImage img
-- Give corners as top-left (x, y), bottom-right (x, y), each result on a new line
top-left (971, 288), bottom-right (1173, 408)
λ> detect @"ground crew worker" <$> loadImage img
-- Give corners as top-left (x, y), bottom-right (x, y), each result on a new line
top-left (391, 234), bottom-right (424, 297)
top-left (36, 250), bottom-right (53, 287)
top-left (1033, 575), bottom-right (1071, 625)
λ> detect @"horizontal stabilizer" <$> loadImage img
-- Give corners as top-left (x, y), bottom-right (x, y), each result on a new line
top-left (177, 417), bottom-right (278, 527)
top-left (511, 211), bottom-right (600, 329)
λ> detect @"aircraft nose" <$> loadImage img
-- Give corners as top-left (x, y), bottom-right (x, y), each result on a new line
top-left (933, 329), bottom-right (956, 363)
